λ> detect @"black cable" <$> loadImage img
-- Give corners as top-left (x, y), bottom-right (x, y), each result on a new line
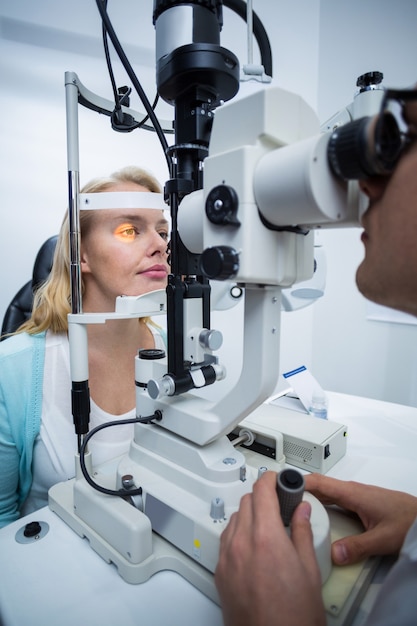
top-left (101, 5), bottom-right (138, 132)
top-left (79, 410), bottom-right (162, 497)
top-left (101, 0), bottom-right (119, 105)
top-left (136, 92), bottom-right (160, 130)
top-left (223, 0), bottom-right (273, 78)
top-left (101, 0), bottom-right (156, 132)
top-left (95, 0), bottom-right (172, 174)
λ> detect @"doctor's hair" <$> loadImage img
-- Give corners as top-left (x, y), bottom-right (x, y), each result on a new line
top-left (16, 165), bottom-right (163, 335)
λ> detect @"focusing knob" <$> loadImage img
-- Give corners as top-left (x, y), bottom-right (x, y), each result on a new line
top-left (356, 71), bottom-right (383, 90)
top-left (24, 521), bottom-right (42, 538)
top-left (200, 246), bottom-right (239, 280)
top-left (206, 185), bottom-right (240, 226)
top-left (138, 349), bottom-right (166, 360)
top-left (210, 497), bottom-right (225, 521)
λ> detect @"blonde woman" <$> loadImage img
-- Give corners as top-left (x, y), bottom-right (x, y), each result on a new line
top-left (0, 166), bottom-right (170, 527)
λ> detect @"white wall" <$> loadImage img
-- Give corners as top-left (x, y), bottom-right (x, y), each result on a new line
top-left (312, 0), bottom-right (417, 406)
top-left (1, 0), bottom-right (416, 406)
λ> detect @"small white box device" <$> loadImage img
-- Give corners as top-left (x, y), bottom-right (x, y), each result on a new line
top-left (236, 399), bottom-right (348, 473)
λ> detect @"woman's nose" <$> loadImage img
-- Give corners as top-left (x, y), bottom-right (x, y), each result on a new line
top-left (149, 231), bottom-right (168, 255)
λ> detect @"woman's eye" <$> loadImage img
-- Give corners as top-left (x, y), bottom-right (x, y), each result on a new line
top-left (115, 224), bottom-right (138, 239)
top-left (159, 231), bottom-right (169, 241)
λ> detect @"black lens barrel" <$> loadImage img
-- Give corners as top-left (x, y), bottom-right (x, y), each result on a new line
top-left (327, 117), bottom-right (374, 180)
top-left (328, 113), bottom-right (402, 180)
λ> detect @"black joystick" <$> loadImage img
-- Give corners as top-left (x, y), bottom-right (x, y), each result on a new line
top-left (276, 469), bottom-right (305, 526)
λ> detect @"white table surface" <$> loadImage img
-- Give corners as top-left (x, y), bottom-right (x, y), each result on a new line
top-left (325, 391), bottom-right (417, 496)
top-left (1, 391), bottom-right (417, 626)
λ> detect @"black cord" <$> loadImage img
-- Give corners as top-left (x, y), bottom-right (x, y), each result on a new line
top-left (136, 92), bottom-right (160, 130)
top-left (79, 410), bottom-right (162, 497)
top-left (95, 0), bottom-right (172, 174)
top-left (101, 1), bottom-right (152, 133)
top-left (101, 4), bottom-right (137, 132)
top-left (101, 0), bottom-right (119, 105)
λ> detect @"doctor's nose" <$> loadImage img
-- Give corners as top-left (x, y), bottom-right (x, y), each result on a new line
top-left (359, 175), bottom-right (389, 201)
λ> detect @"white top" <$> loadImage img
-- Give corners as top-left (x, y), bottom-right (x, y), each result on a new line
top-left (21, 326), bottom-right (165, 516)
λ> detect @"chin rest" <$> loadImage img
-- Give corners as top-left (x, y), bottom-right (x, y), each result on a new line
top-left (1, 235), bottom-right (58, 338)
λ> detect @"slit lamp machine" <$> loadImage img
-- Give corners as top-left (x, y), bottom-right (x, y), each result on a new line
top-left (48, 1), bottom-right (400, 619)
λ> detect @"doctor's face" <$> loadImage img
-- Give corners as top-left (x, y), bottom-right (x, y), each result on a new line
top-left (356, 95), bottom-right (417, 316)
top-left (80, 182), bottom-right (170, 311)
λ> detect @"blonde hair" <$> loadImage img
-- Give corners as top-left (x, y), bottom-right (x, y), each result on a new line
top-left (17, 166), bottom-right (163, 335)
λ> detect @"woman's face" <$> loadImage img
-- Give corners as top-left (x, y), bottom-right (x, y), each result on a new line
top-left (80, 182), bottom-right (170, 311)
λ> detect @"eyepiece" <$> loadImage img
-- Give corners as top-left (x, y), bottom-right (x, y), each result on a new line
top-left (328, 117), bottom-right (373, 180)
top-left (327, 112), bottom-right (402, 180)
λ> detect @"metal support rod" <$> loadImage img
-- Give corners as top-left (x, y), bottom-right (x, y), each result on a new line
top-left (65, 71), bottom-right (82, 315)
top-left (246, 0), bottom-right (254, 65)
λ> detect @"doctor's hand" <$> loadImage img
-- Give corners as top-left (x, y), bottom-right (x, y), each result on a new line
top-left (305, 473), bottom-right (417, 566)
top-left (214, 471), bottom-right (326, 626)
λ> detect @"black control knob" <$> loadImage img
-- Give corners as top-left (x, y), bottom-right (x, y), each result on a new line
top-left (200, 246), bottom-right (239, 280)
top-left (24, 521), bottom-right (42, 537)
top-left (138, 349), bottom-right (166, 360)
top-left (356, 71), bottom-right (383, 91)
top-left (206, 185), bottom-right (240, 226)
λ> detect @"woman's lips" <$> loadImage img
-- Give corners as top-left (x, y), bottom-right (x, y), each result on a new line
top-left (140, 265), bottom-right (168, 279)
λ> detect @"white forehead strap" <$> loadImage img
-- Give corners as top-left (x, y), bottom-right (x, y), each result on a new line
top-left (79, 192), bottom-right (167, 211)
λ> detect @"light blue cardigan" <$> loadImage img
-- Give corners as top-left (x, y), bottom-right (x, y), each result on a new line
top-left (0, 325), bottom-right (167, 528)
top-left (0, 332), bottom-right (45, 527)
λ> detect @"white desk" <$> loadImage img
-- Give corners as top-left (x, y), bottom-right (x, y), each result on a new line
top-left (325, 391), bottom-right (417, 495)
top-left (1, 391), bottom-right (417, 626)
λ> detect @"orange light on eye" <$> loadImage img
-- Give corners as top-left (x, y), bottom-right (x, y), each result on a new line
top-left (114, 223), bottom-right (136, 240)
